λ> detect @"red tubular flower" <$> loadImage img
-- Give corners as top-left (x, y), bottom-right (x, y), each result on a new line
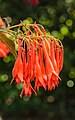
top-left (0, 17), bottom-right (9, 57)
top-left (12, 40), bottom-right (36, 96)
top-left (34, 55), bottom-right (46, 90)
top-left (10, 23), bottom-right (64, 97)
top-left (11, 40), bottom-right (23, 85)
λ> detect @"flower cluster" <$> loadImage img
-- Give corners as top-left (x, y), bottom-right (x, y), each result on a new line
top-left (10, 24), bottom-right (64, 97)
top-left (0, 17), bottom-right (9, 57)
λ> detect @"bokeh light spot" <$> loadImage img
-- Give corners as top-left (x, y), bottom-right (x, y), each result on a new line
top-left (65, 0), bottom-right (73, 3)
top-left (47, 95), bottom-right (55, 103)
top-left (60, 26), bottom-right (69, 35)
top-left (1, 74), bottom-right (8, 81)
top-left (59, 15), bottom-right (66, 23)
top-left (72, 31), bottom-right (75, 38)
top-left (67, 80), bottom-right (74, 87)
top-left (69, 68), bottom-right (75, 78)
top-left (5, 97), bottom-right (14, 105)
top-left (69, 71), bottom-right (75, 78)
top-left (3, 56), bottom-right (11, 63)
top-left (72, 10), bottom-right (75, 17)
top-left (51, 31), bottom-right (59, 38)
top-left (66, 19), bottom-right (73, 26)
top-left (23, 95), bottom-right (30, 101)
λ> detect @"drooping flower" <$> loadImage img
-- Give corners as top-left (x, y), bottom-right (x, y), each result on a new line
top-left (0, 17), bottom-right (9, 57)
top-left (10, 23), bottom-right (64, 97)
top-left (11, 40), bottom-right (23, 85)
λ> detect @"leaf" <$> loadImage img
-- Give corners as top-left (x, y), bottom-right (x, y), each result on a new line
top-left (0, 32), bottom-right (17, 59)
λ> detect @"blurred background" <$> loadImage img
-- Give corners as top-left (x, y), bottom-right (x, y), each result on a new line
top-left (0, 0), bottom-right (75, 120)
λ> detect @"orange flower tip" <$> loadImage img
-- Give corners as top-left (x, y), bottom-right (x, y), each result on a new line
top-left (53, 75), bottom-right (61, 81)
top-left (52, 71), bottom-right (61, 80)
top-left (48, 88), bottom-right (52, 91)
top-left (59, 77), bottom-right (62, 81)
top-left (42, 83), bottom-right (46, 90)
top-left (45, 87), bottom-right (47, 91)
top-left (33, 90), bottom-right (37, 96)
top-left (20, 94), bottom-right (22, 98)
top-left (42, 84), bottom-right (46, 91)
top-left (20, 90), bottom-right (23, 97)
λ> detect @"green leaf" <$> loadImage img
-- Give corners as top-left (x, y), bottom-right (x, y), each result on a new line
top-left (0, 32), bottom-right (17, 59)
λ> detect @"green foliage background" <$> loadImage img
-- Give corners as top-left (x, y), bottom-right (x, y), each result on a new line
top-left (0, 0), bottom-right (75, 120)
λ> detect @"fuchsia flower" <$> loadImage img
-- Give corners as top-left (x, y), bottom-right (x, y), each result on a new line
top-left (11, 24), bottom-right (64, 97)
top-left (0, 16), bottom-right (64, 97)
